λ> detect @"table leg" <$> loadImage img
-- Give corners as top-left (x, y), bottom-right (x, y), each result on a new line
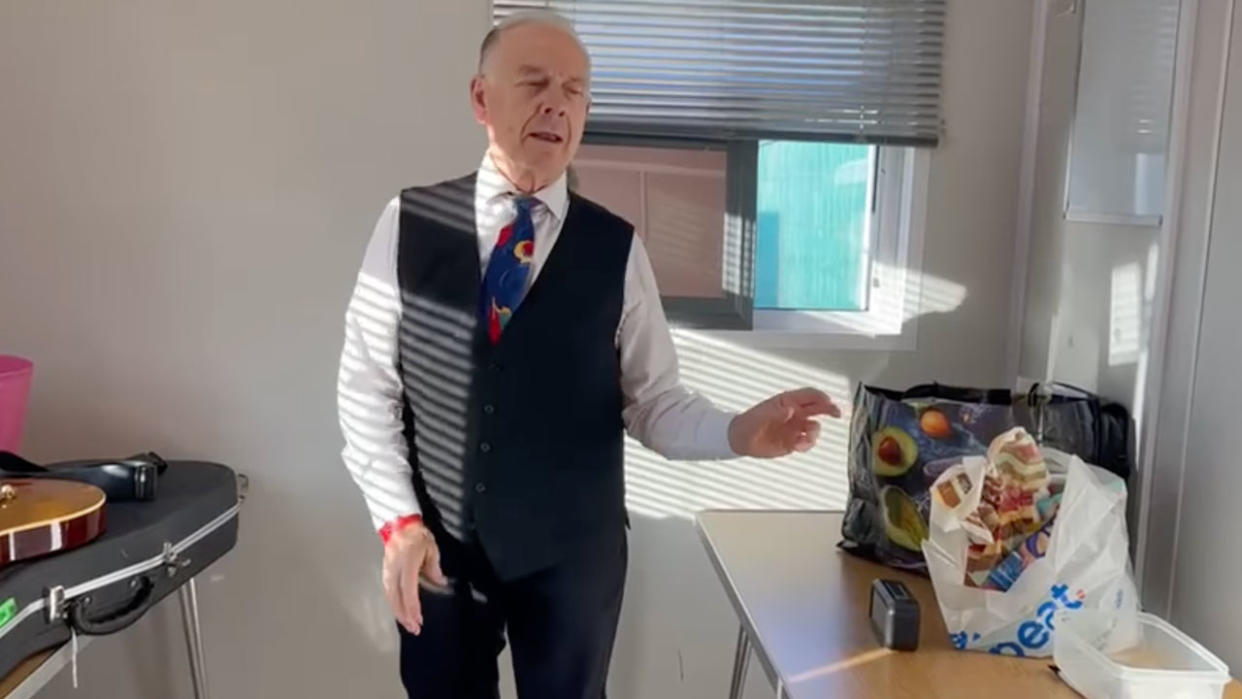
top-left (178, 578), bottom-right (209, 699)
top-left (728, 625), bottom-right (751, 699)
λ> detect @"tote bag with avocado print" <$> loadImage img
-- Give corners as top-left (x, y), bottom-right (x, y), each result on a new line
top-left (839, 382), bottom-right (1131, 573)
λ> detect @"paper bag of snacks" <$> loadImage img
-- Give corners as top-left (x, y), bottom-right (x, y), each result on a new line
top-left (922, 427), bottom-right (1139, 657)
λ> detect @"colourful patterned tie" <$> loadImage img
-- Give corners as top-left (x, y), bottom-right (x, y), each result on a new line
top-left (480, 196), bottom-right (536, 344)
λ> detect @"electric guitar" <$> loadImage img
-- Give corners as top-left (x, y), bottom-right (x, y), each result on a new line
top-left (0, 479), bottom-right (106, 566)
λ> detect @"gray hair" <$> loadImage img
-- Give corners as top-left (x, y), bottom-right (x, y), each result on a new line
top-left (478, 10), bottom-right (591, 74)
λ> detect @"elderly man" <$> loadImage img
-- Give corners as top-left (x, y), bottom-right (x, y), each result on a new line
top-left (338, 11), bottom-right (839, 699)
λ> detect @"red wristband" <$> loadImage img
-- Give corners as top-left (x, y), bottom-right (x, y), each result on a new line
top-left (378, 514), bottom-right (423, 546)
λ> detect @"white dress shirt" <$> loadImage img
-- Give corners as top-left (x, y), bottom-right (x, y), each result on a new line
top-left (338, 154), bottom-right (737, 531)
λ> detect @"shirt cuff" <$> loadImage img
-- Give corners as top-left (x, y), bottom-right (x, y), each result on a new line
top-left (378, 514), bottom-right (423, 546)
top-left (701, 409), bottom-right (740, 460)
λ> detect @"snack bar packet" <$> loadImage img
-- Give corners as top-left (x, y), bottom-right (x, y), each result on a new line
top-left (930, 427), bottom-right (1059, 588)
top-left (984, 518), bottom-right (1054, 591)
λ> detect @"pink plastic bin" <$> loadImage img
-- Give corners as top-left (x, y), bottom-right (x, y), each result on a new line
top-left (0, 356), bottom-right (34, 453)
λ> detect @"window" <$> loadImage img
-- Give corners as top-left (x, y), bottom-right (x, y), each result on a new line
top-left (497, 1), bottom-right (945, 345)
top-left (1065, 0), bottom-right (1180, 224)
top-left (756, 141), bottom-right (873, 312)
top-left (573, 141), bottom-right (927, 344)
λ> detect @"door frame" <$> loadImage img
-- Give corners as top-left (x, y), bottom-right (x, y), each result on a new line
top-left (1133, 0), bottom-right (1237, 615)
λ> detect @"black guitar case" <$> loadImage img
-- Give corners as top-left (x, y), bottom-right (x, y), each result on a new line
top-left (0, 458), bottom-right (241, 679)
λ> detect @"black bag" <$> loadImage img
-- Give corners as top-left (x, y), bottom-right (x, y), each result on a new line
top-left (840, 382), bottom-right (1132, 573)
top-left (0, 460), bottom-right (240, 677)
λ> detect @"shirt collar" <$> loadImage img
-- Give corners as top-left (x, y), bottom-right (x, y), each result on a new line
top-left (477, 153), bottom-right (568, 222)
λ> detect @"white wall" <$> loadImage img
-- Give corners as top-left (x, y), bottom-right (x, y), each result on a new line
top-left (1014, 0), bottom-right (1177, 558)
top-left (1141, 0), bottom-right (1242, 671)
top-left (1017, 1), bottom-right (1162, 414)
top-left (1, 1), bottom-right (485, 696)
top-left (1141, 0), bottom-right (1237, 616)
top-left (1165, 11), bottom-right (1242, 665)
top-left (1019, 0), bottom-right (1242, 671)
top-left (0, 1), bottom-right (1032, 697)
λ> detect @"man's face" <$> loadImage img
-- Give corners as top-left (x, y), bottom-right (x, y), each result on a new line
top-left (471, 23), bottom-right (590, 191)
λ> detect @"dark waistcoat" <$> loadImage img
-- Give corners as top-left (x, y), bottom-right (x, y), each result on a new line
top-left (396, 173), bottom-right (634, 580)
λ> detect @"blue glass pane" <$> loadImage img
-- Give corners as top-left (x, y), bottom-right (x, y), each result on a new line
top-left (755, 141), bottom-right (872, 311)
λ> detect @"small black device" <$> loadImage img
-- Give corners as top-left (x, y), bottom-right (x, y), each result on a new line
top-left (868, 579), bottom-right (920, 651)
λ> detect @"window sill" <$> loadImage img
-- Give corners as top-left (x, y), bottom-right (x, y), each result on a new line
top-left (681, 324), bottom-right (919, 352)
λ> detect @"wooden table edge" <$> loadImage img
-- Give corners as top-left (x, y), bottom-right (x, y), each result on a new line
top-left (0, 647), bottom-right (57, 697)
top-left (696, 509), bottom-right (842, 693)
top-left (694, 509), bottom-right (1242, 697)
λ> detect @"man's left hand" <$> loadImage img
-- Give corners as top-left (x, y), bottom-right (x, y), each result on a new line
top-left (728, 387), bottom-right (842, 458)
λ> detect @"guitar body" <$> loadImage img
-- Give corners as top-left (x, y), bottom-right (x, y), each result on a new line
top-left (0, 479), bottom-right (106, 566)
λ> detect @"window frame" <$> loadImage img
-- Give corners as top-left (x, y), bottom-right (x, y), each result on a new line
top-left (576, 135), bottom-right (930, 350)
top-left (579, 135), bottom-right (756, 330)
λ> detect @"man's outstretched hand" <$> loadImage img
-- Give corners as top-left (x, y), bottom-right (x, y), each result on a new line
top-left (728, 387), bottom-right (842, 458)
top-left (382, 521), bottom-right (447, 636)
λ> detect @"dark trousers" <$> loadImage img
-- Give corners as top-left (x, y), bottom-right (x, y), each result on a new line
top-left (398, 528), bottom-right (627, 699)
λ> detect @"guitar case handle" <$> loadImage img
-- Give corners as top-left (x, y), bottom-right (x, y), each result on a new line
top-left (67, 575), bottom-right (158, 636)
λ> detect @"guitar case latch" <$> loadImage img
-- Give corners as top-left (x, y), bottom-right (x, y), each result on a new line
top-left (45, 585), bottom-right (66, 623)
top-left (162, 542), bottom-right (191, 578)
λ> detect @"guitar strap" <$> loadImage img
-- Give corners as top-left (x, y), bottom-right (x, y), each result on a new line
top-left (0, 451), bottom-right (167, 502)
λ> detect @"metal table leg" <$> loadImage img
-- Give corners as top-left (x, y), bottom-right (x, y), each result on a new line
top-left (178, 578), bottom-right (209, 699)
top-left (728, 625), bottom-right (752, 699)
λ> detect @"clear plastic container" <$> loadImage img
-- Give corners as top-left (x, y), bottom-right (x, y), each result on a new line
top-left (1055, 611), bottom-right (1231, 699)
